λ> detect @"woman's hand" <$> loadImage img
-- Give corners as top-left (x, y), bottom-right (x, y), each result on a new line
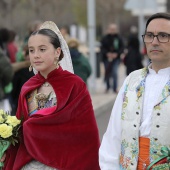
top-left (12, 60), bottom-right (31, 73)
top-left (0, 153), bottom-right (6, 163)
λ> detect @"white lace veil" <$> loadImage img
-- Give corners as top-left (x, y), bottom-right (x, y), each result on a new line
top-left (33, 21), bottom-right (74, 74)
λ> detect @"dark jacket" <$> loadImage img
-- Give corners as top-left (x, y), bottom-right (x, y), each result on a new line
top-left (70, 48), bottom-right (91, 84)
top-left (11, 67), bottom-right (34, 114)
top-left (100, 33), bottom-right (124, 62)
top-left (0, 49), bottom-right (13, 100)
top-left (124, 47), bottom-right (143, 75)
top-left (124, 34), bottom-right (143, 75)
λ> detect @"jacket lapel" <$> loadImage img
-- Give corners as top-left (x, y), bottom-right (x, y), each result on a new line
top-left (155, 79), bottom-right (170, 106)
top-left (136, 68), bottom-right (148, 101)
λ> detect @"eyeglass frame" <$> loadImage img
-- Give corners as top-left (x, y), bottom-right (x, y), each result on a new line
top-left (142, 32), bottom-right (170, 43)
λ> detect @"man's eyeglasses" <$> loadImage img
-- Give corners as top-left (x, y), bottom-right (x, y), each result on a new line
top-left (142, 32), bottom-right (170, 43)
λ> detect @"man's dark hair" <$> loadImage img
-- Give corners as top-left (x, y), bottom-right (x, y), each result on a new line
top-left (146, 12), bottom-right (170, 29)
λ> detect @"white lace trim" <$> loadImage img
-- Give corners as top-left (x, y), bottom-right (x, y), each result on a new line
top-left (21, 160), bottom-right (58, 170)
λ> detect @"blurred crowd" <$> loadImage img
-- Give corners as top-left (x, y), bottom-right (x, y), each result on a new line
top-left (0, 20), bottom-right (147, 115)
top-left (100, 23), bottom-right (145, 93)
top-left (0, 20), bottom-right (93, 115)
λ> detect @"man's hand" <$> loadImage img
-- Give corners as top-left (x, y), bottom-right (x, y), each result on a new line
top-left (107, 52), bottom-right (118, 61)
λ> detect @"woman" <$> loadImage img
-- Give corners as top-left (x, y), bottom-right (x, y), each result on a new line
top-left (10, 45), bottom-right (34, 115)
top-left (0, 48), bottom-right (13, 110)
top-left (123, 32), bottom-right (143, 75)
top-left (0, 28), bottom-right (14, 112)
top-left (3, 21), bottom-right (100, 170)
top-left (68, 38), bottom-right (92, 84)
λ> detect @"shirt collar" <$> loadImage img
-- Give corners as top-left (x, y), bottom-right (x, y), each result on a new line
top-left (148, 64), bottom-right (170, 75)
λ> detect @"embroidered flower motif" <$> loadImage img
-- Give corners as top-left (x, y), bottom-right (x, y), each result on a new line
top-left (136, 79), bottom-right (146, 101)
top-left (162, 81), bottom-right (170, 97)
top-left (120, 139), bottom-right (136, 169)
top-left (121, 139), bottom-right (128, 155)
top-left (154, 104), bottom-right (161, 110)
top-left (120, 155), bottom-right (131, 170)
top-left (141, 67), bottom-right (148, 78)
top-left (130, 142), bottom-right (138, 159)
top-left (154, 80), bottom-right (170, 110)
top-left (120, 68), bottom-right (149, 169)
top-left (122, 85), bottom-right (128, 120)
top-left (150, 138), bottom-right (165, 161)
top-left (136, 67), bottom-right (148, 100)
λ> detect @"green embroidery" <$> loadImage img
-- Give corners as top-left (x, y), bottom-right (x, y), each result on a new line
top-left (163, 83), bottom-right (170, 97)
top-left (150, 138), bottom-right (168, 161)
top-left (141, 67), bottom-right (148, 77)
top-left (154, 105), bottom-right (161, 110)
top-left (130, 142), bottom-right (138, 159)
top-left (122, 84), bottom-right (128, 120)
top-left (120, 139), bottom-right (138, 169)
top-left (136, 68), bottom-right (148, 102)
top-left (136, 86), bottom-right (144, 99)
top-left (154, 81), bottom-right (170, 110)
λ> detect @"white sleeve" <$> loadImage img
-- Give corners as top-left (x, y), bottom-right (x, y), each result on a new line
top-left (99, 78), bottom-right (128, 170)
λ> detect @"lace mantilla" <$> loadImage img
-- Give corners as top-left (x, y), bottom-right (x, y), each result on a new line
top-left (33, 21), bottom-right (74, 74)
top-left (21, 160), bottom-right (58, 170)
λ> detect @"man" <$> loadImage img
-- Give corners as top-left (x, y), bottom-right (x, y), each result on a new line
top-left (99, 12), bottom-right (170, 169)
top-left (100, 23), bottom-right (124, 93)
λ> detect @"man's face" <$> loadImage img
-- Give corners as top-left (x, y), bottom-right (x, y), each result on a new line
top-left (107, 24), bottom-right (118, 35)
top-left (145, 18), bottom-right (170, 67)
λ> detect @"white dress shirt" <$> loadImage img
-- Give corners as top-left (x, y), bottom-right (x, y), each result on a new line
top-left (99, 67), bottom-right (170, 170)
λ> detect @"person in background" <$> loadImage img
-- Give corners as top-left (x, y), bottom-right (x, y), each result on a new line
top-left (0, 28), bottom-right (14, 112)
top-left (7, 30), bottom-right (18, 63)
top-left (123, 26), bottom-right (143, 75)
top-left (68, 38), bottom-right (92, 84)
top-left (99, 12), bottom-right (170, 169)
top-left (100, 23), bottom-right (124, 93)
top-left (60, 26), bottom-right (70, 43)
top-left (16, 20), bottom-right (43, 62)
top-left (0, 28), bottom-right (31, 114)
top-left (24, 20), bottom-right (43, 45)
top-left (2, 21), bottom-right (100, 170)
top-left (10, 45), bottom-right (34, 115)
top-left (0, 52), bottom-right (13, 112)
top-left (0, 28), bottom-right (9, 54)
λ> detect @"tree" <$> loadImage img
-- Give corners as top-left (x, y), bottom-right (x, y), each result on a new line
top-left (0, 0), bottom-right (134, 42)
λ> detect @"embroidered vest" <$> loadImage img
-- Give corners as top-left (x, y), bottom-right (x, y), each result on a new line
top-left (119, 68), bottom-right (170, 170)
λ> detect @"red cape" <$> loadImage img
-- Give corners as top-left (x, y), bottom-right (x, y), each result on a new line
top-left (4, 67), bottom-right (100, 170)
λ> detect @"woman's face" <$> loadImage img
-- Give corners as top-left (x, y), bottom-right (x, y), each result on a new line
top-left (28, 34), bottom-right (61, 78)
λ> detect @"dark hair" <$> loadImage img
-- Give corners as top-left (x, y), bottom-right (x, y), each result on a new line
top-left (8, 30), bottom-right (16, 42)
top-left (30, 29), bottom-right (64, 61)
top-left (23, 45), bottom-right (29, 56)
top-left (145, 12), bottom-right (170, 30)
top-left (128, 35), bottom-right (140, 51)
top-left (0, 28), bottom-right (9, 49)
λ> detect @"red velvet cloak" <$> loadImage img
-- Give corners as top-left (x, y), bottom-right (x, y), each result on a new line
top-left (4, 67), bottom-right (100, 170)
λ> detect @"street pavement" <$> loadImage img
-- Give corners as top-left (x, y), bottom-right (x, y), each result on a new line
top-left (90, 63), bottom-right (126, 117)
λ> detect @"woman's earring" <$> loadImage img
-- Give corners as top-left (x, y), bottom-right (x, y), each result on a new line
top-left (54, 57), bottom-right (59, 67)
top-left (29, 65), bottom-right (33, 72)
